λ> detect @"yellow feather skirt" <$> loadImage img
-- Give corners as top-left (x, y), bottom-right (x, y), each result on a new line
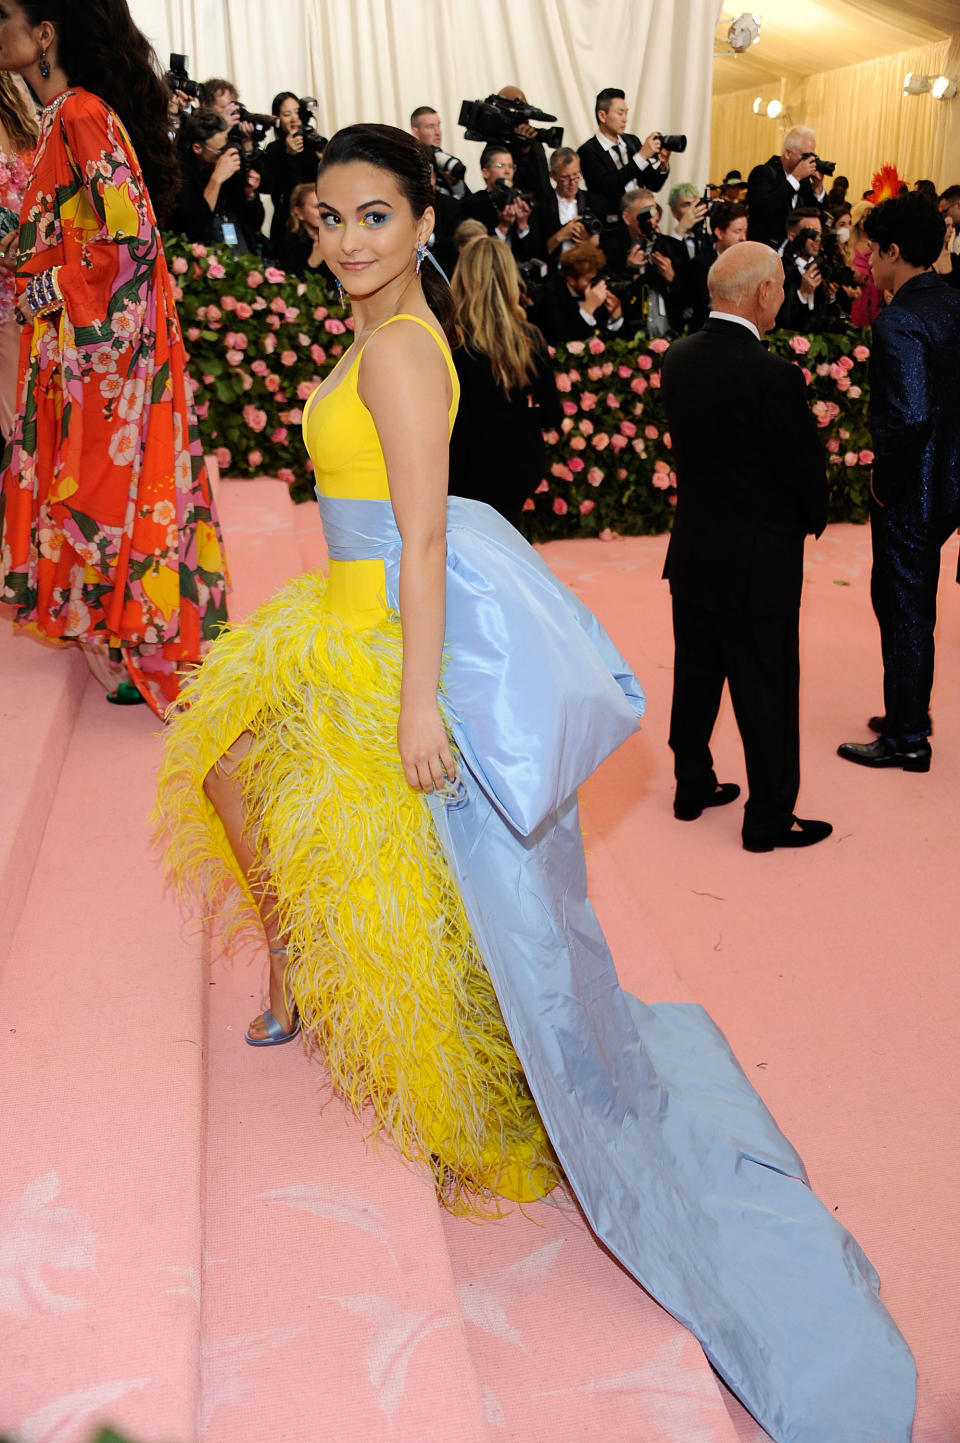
top-left (154, 569), bottom-right (560, 1210)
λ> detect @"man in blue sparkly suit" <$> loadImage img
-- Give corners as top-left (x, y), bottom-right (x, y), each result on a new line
top-left (839, 194), bottom-right (960, 772)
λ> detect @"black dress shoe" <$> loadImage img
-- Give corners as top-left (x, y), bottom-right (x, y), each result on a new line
top-left (837, 737), bottom-right (931, 771)
top-left (674, 781), bottom-right (741, 821)
top-left (742, 817), bottom-right (833, 853)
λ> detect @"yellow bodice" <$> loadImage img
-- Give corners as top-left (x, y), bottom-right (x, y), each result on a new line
top-left (302, 312), bottom-right (459, 628)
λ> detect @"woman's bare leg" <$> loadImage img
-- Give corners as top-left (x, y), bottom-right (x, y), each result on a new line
top-left (203, 733), bottom-right (295, 1040)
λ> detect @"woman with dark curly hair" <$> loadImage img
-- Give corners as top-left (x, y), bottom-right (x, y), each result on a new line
top-left (0, 0), bottom-right (228, 714)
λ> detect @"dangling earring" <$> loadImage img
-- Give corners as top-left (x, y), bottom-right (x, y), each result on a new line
top-left (38, 48), bottom-right (50, 80)
top-left (415, 240), bottom-right (424, 276)
top-left (334, 277), bottom-right (345, 306)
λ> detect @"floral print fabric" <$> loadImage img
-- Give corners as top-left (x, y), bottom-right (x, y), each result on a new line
top-left (0, 148), bottom-right (32, 326)
top-left (0, 89), bottom-right (228, 716)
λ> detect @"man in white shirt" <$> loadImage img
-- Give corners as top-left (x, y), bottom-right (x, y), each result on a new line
top-left (543, 147), bottom-right (605, 263)
top-left (746, 126), bottom-right (828, 247)
top-left (578, 87), bottom-right (670, 221)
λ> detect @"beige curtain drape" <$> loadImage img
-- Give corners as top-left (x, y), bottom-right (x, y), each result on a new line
top-left (711, 37), bottom-right (959, 198)
top-left (127, 0), bottom-right (718, 194)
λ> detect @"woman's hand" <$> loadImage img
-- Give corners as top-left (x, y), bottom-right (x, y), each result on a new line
top-left (398, 700), bottom-right (456, 793)
top-left (0, 230), bottom-right (18, 272)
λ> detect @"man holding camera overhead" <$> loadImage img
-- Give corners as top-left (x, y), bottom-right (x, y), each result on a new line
top-left (746, 126), bottom-right (829, 248)
top-left (578, 88), bottom-right (673, 222)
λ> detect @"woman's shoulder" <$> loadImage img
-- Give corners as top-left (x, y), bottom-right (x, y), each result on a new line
top-left (57, 88), bottom-right (114, 126)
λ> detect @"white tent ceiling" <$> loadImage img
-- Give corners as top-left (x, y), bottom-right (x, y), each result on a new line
top-left (713, 0), bottom-right (958, 95)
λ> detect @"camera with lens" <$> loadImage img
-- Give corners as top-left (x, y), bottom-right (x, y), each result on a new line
top-left (801, 152), bottom-right (837, 178)
top-left (234, 103), bottom-right (274, 148)
top-left (579, 208), bottom-right (603, 237)
top-left (653, 132), bottom-right (688, 154)
top-left (294, 97), bottom-right (328, 156)
top-left (430, 146), bottom-right (467, 186)
top-left (517, 256), bottom-right (548, 301)
top-left (165, 52), bottom-right (200, 100)
top-left (490, 179), bottom-right (535, 215)
top-left (459, 94), bottom-right (564, 150)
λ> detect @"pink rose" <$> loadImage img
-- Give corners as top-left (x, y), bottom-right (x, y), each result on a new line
top-left (631, 438), bottom-right (646, 455)
top-left (839, 428), bottom-right (850, 440)
top-left (171, 255), bottom-right (188, 275)
top-left (652, 464), bottom-right (671, 490)
top-left (636, 354), bottom-right (653, 371)
top-left (630, 377), bottom-right (647, 395)
top-left (325, 318), bottom-right (347, 334)
top-left (570, 436), bottom-right (587, 451)
top-left (221, 295), bottom-right (237, 311)
top-left (281, 350), bottom-right (297, 367)
top-left (802, 368), bottom-right (812, 386)
top-left (284, 307), bottom-right (300, 323)
top-left (606, 392), bottom-right (621, 409)
top-left (592, 434), bottom-right (609, 451)
top-left (587, 337), bottom-right (605, 354)
top-left (265, 374), bottom-right (281, 392)
top-left (648, 337), bottom-right (669, 354)
top-left (561, 417), bottom-right (574, 434)
top-left (598, 528), bottom-right (617, 542)
top-left (241, 374), bottom-right (252, 390)
top-left (836, 375), bottom-right (851, 392)
top-left (270, 427), bottom-right (289, 444)
top-left (836, 354), bottom-right (855, 373)
top-left (263, 333), bottom-right (277, 353)
top-left (587, 365), bottom-right (604, 381)
top-left (568, 369), bottom-right (581, 383)
top-left (242, 405), bottom-right (268, 433)
top-left (171, 284), bottom-right (183, 301)
top-left (617, 364), bottom-right (632, 379)
top-left (568, 456), bottom-right (585, 473)
top-left (579, 499), bottom-right (596, 514)
top-left (610, 434), bottom-right (628, 451)
top-left (853, 345), bottom-right (870, 362)
top-left (543, 429), bottom-right (559, 445)
top-left (191, 243), bottom-right (208, 258)
top-left (844, 451), bottom-right (858, 466)
top-left (619, 420), bottom-right (637, 438)
top-left (828, 362), bottom-right (845, 381)
top-left (648, 371), bottom-right (661, 388)
top-left (859, 449), bottom-right (874, 465)
top-left (266, 315), bottom-right (281, 330)
top-left (277, 467), bottom-right (296, 485)
top-left (248, 449), bottom-right (263, 468)
top-left (663, 432), bottom-right (672, 449)
top-left (297, 380), bottom-right (316, 400)
top-left (586, 468), bottom-right (604, 487)
top-left (826, 439), bottom-right (840, 452)
top-left (538, 477), bottom-right (553, 491)
top-left (214, 446), bottom-right (231, 466)
top-left (313, 305), bottom-right (328, 320)
top-left (522, 497), bottom-right (535, 511)
top-left (579, 418), bottom-right (594, 436)
top-left (207, 305), bottom-right (222, 322)
top-left (265, 266), bottom-right (285, 283)
top-left (287, 408), bottom-right (303, 424)
top-left (848, 385), bottom-right (862, 399)
top-left (552, 496), bottom-right (568, 514)
top-left (235, 302), bottom-right (253, 320)
top-left (201, 374), bottom-right (214, 385)
top-left (580, 392), bottom-right (597, 412)
top-left (644, 424), bottom-right (659, 440)
top-left (207, 262), bottom-right (225, 280)
top-left (616, 468), bottom-right (627, 480)
top-left (186, 326), bottom-right (200, 342)
top-left (250, 359), bottom-right (268, 376)
top-left (247, 271), bottom-right (263, 287)
top-left (816, 362), bottom-right (830, 376)
top-left (566, 341), bottom-right (585, 356)
top-left (225, 349), bottom-right (243, 366)
top-left (555, 372), bottom-right (572, 392)
top-left (310, 344), bottom-right (327, 365)
top-left (194, 401), bottom-right (209, 420)
top-left (789, 335), bottom-right (811, 355)
top-left (561, 399), bottom-right (578, 416)
top-left (270, 297), bottom-right (286, 314)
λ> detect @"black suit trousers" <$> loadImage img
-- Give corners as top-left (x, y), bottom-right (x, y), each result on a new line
top-left (869, 504), bottom-right (960, 741)
top-left (669, 598), bottom-right (800, 841)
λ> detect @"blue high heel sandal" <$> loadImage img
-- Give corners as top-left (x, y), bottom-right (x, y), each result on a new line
top-left (245, 947), bottom-right (301, 1047)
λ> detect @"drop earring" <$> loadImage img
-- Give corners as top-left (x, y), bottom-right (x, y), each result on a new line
top-left (335, 277), bottom-right (345, 306)
top-left (415, 240), bottom-right (424, 275)
top-left (38, 48), bottom-right (50, 80)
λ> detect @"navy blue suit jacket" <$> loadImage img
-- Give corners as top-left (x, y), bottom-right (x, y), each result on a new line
top-left (869, 272), bottom-right (960, 517)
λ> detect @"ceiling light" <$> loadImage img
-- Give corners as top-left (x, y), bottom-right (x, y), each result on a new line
top-left (903, 72), bottom-right (932, 95)
top-left (766, 99), bottom-right (782, 118)
top-left (932, 76), bottom-right (957, 100)
top-left (727, 13), bottom-right (762, 53)
top-left (752, 95), bottom-right (763, 114)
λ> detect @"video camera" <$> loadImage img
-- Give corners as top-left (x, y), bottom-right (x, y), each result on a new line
top-left (801, 152), bottom-right (837, 178)
top-left (294, 97), bottom-right (328, 156)
top-left (459, 94), bottom-right (563, 150)
top-left (429, 146), bottom-right (467, 187)
top-left (165, 53), bottom-right (200, 100)
top-left (489, 179), bottom-right (536, 214)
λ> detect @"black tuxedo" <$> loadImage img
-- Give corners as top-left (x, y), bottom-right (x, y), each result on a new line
top-left (529, 272), bottom-right (619, 347)
top-left (660, 318), bottom-right (826, 843)
top-left (577, 133), bottom-right (668, 217)
top-left (540, 186), bottom-right (606, 267)
top-left (746, 155), bottom-right (827, 248)
top-left (776, 255), bottom-right (831, 332)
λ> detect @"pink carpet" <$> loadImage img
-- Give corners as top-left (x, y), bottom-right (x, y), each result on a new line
top-left (1, 480), bottom-right (957, 1443)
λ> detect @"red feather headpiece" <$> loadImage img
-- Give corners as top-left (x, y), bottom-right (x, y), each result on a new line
top-left (868, 164), bottom-right (904, 204)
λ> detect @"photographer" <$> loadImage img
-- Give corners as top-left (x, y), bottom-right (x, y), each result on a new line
top-left (684, 200), bottom-right (748, 331)
top-left (542, 147), bottom-right (605, 265)
top-left (747, 127), bottom-right (828, 248)
top-left (529, 241), bottom-right (623, 346)
top-left (601, 190), bottom-right (683, 337)
top-left (411, 105), bottom-right (469, 201)
top-left (494, 85), bottom-right (554, 203)
top-left (667, 183), bottom-right (710, 263)
top-left (170, 108), bottom-right (263, 253)
top-left (776, 208), bottom-right (835, 331)
top-left (260, 91), bottom-right (323, 254)
top-left (462, 144), bottom-right (546, 263)
top-left (577, 87), bottom-right (671, 220)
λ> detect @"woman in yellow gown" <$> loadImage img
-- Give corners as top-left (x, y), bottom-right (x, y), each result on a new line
top-left (155, 125), bottom-right (916, 1443)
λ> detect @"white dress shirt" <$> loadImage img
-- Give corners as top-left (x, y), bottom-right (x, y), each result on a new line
top-left (707, 310), bottom-right (761, 341)
top-left (595, 130), bottom-right (657, 196)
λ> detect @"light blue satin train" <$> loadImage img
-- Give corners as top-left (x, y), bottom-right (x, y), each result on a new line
top-left (318, 491), bottom-right (917, 1443)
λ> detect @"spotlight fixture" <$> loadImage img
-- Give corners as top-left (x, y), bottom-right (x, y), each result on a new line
top-left (751, 96), bottom-right (782, 118)
top-left (727, 12), bottom-right (762, 52)
top-left (752, 95), bottom-right (763, 114)
top-left (903, 72), bottom-right (932, 95)
top-left (932, 76), bottom-right (957, 100)
top-left (766, 99), bottom-right (782, 118)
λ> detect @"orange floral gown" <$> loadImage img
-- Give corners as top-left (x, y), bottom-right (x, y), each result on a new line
top-left (0, 88), bottom-right (228, 716)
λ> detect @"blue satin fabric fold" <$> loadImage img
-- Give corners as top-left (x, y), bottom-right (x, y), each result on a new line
top-left (316, 494), bottom-right (645, 836)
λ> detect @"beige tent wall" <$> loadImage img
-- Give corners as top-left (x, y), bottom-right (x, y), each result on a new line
top-left (711, 36), bottom-right (958, 196)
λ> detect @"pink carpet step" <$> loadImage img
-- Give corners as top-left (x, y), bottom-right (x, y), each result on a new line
top-left (0, 619), bottom-right (87, 972)
top-left (0, 687), bottom-right (204, 1443)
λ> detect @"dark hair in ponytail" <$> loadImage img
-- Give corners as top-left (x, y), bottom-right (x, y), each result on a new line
top-left (318, 123), bottom-right (454, 339)
top-left (23, 0), bottom-right (180, 224)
